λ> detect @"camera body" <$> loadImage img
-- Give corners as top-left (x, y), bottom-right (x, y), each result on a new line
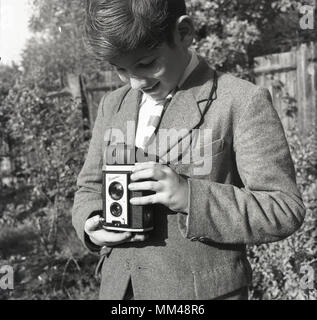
top-left (102, 144), bottom-right (154, 232)
top-left (102, 165), bottom-right (154, 232)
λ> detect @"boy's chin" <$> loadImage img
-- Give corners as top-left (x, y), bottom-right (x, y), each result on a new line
top-left (146, 88), bottom-right (174, 101)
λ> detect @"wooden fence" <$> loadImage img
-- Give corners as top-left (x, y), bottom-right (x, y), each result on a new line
top-left (45, 71), bottom-right (122, 129)
top-left (82, 71), bottom-right (122, 129)
top-left (254, 42), bottom-right (317, 145)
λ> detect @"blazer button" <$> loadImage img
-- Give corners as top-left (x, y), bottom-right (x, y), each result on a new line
top-left (199, 237), bottom-right (206, 243)
top-left (190, 237), bottom-right (198, 241)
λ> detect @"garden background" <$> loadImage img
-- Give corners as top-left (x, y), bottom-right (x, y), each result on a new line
top-left (0, 0), bottom-right (316, 300)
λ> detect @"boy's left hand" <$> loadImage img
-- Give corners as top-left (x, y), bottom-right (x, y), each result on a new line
top-left (128, 162), bottom-right (189, 213)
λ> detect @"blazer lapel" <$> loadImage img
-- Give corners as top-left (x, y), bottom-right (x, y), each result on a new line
top-left (149, 58), bottom-right (216, 162)
top-left (109, 87), bottom-right (141, 146)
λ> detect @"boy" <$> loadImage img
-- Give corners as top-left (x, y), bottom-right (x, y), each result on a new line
top-left (72, 0), bottom-right (306, 300)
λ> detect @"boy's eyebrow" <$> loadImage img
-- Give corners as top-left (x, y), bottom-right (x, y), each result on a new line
top-left (110, 53), bottom-right (158, 69)
top-left (134, 53), bottom-right (157, 64)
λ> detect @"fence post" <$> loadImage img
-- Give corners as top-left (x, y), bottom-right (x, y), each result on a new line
top-left (309, 42), bottom-right (317, 164)
top-left (296, 42), bottom-right (316, 138)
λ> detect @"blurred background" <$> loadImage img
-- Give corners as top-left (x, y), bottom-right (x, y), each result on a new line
top-left (0, 0), bottom-right (316, 300)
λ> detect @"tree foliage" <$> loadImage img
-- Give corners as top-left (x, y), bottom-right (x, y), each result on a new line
top-left (21, 0), bottom-right (103, 92)
top-left (0, 64), bottom-right (20, 145)
top-left (188, 0), bottom-right (317, 77)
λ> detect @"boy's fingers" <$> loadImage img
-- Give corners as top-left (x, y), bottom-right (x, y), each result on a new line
top-left (130, 194), bottom-right (157, 205)
top-left (133, 161), bottom-right (157, 172)
top-left (128, 181), bottom-right (162, 192)
top-left (90, 231), bottom-right (148, 246)
top-left (85, 215), bottom-right (102, 233)
top-left (130, 168), bottom-right (166, 181)
top-left (91, 229), bottom-right (132, 244)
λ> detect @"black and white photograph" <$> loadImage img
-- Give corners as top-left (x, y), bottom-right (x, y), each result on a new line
top-left (0, 0), bottom-right (316, 303)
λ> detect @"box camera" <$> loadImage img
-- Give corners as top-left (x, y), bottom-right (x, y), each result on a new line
top-left (102, 143), bottom-right (154, 232)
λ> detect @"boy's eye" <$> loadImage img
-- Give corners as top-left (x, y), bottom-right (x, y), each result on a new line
top-left (137, 59), bottom-right (156, 68)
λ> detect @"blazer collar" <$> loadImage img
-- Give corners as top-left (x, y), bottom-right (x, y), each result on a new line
top-left (160, 57), bottom-right (215, 128)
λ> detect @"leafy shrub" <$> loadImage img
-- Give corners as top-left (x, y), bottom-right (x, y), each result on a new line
top-left (248, 129), bottom-right (317, 300)
top-left (0, 79), bottom-right (100, 300)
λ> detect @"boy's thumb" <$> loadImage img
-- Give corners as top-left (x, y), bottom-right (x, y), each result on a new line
top-left (85, 214), bottom-right (102, 232)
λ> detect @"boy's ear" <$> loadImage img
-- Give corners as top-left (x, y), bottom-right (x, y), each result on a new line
top-left (175, 15), bottom-right (194, 48)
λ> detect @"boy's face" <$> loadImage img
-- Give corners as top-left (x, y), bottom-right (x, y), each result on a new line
top-left (109, 21), bottom-right (192, 101)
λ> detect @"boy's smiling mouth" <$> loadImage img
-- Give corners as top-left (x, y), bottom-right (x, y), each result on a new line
top-left (142, 82), bottom-right (160, 94)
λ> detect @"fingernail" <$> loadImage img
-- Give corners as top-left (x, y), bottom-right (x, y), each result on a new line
top-left (130, 174), bottom-right (135, 180)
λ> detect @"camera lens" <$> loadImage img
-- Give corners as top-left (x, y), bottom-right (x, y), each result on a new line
top-left (110, 202), bottom-right (122, 217)
top-left (109, 182), bottom-right (124, 200)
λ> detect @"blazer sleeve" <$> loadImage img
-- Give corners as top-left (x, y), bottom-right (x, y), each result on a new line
top-left (178, 87), bottom-right (306, 245)
top-left (72, 95), bottom-right (107, 254)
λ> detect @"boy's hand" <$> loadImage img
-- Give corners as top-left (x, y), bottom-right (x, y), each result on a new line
top-left (84, 215), bottom-right (148, 247)
top-left (128, 162), bottom-right (189, 213)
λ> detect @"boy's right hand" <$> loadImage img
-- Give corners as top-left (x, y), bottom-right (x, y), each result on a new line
top-left (84, 215), bottom-right (148, 247)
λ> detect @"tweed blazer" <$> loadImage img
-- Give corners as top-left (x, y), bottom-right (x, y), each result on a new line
top-left (72, 58), bottom-right (305, 300)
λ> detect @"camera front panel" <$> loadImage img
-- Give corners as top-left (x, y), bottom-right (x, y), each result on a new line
top-left (104, 168), bottom-right (130, 228)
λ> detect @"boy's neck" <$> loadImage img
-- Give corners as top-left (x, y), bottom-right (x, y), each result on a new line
top-left (143, 49), bottom-right (198, 103)
top-left (177, 49), bottom-right (197, 89)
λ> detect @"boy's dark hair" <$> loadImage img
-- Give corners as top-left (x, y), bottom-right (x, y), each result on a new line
top-left (85, 0), bottom-right (187, 61)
